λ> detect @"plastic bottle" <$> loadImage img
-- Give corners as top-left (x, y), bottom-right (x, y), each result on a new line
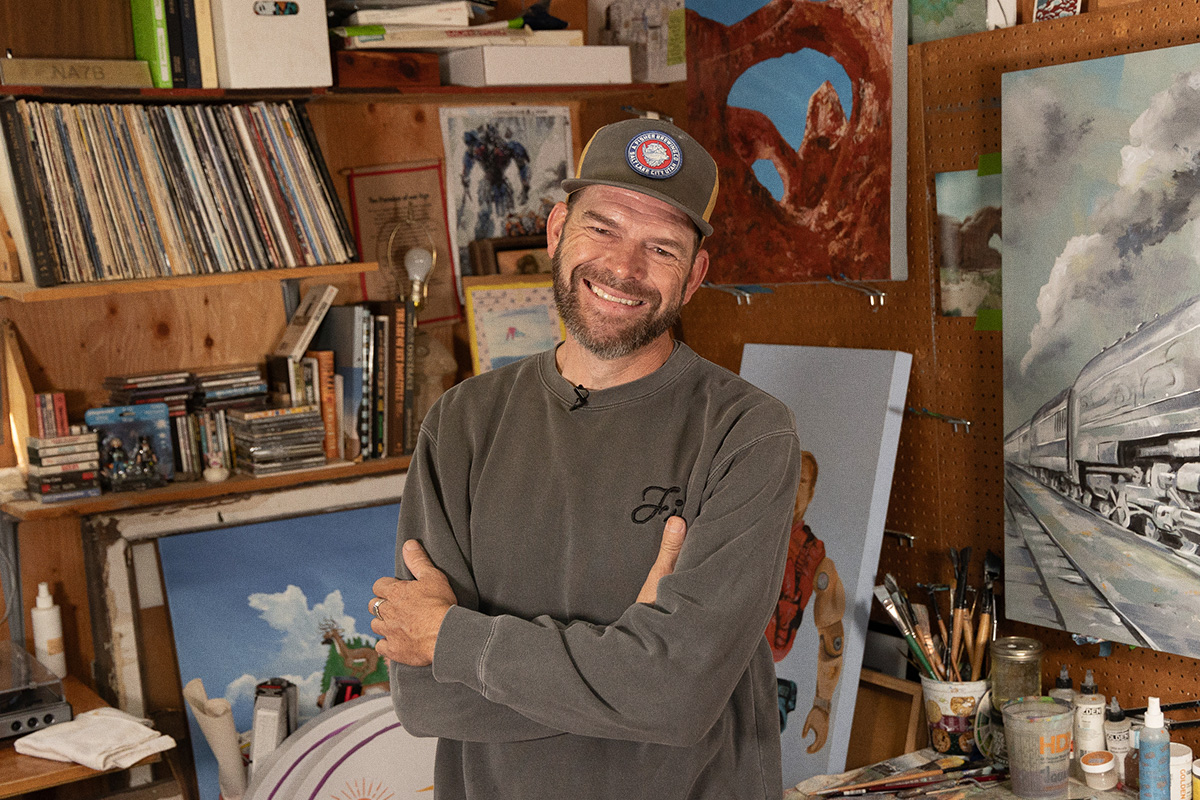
top-left (1107, 698), bottom-right (1133, 784)
top-left (30, 582), bottom-right (67, 678)
top-left (1075, 670), bottom-right (1107, 778)
top-left (1049, 665), bottom-right (1076, 706)
top-left (1140, 697), bottom-right (1172, 800)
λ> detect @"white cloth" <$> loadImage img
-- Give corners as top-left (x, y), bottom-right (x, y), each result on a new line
top-left (13, 707), bottom-right (175, 771)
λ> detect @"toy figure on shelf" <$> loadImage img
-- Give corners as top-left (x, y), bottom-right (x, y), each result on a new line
top-left (99, 433), bottom-right (165, 491)
top-left (133, 436), bottom-right (158, 476)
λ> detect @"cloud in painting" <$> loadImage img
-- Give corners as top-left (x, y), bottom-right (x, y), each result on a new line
top-left (1019, 68), bottom-right (1200, 376)
top-left (1003, 83), bottom-right (1095, 221)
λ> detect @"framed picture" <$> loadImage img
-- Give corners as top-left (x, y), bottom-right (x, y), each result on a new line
top-left (463, 275), bottom-right (565, 374)
top-left (469, 235), bottom-right (552, 276)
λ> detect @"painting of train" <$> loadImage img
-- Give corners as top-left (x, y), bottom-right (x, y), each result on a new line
top-left (1002, 45), bottom-right (1200, 658)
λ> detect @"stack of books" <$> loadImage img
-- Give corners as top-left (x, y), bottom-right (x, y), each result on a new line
top-left (227, 405), bottom-right (327, 476)
top-left (26, 431), bottom-right (102, 503)
top-left (105, 371), bottom-right (197, 417)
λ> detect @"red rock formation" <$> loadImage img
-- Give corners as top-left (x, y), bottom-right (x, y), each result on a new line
top-left (687, 0), bottom-right (896, 284)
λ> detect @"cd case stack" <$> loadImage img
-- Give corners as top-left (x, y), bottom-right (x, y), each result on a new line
top-left (26, 432), bottom-right (102, 503)
top-left (228, 404), bottom-right (327, 476)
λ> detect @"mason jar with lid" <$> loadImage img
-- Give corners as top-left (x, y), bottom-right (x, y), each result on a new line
top-left (990, 636), bottom-right (1044, 710)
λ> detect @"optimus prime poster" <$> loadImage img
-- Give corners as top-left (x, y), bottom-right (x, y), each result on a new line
top-left (740, 344), bottom-right (911, 788)
top-left (439, 106), bottom-right (574, 293)
top-left (1002, 43), bottom-right (1200, 659)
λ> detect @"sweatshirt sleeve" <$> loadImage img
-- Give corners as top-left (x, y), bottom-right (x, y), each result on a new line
top-left (388, 423), bottom-right (563, 743)
top-left (430, 427), bottom-right (802, 746)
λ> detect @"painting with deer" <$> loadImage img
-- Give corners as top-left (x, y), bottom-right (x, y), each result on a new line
top-left (157, 503), bottom-right (404, 800)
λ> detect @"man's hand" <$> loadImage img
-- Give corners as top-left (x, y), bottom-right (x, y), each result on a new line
top-left (371, 540), bottom-right (458, 667)
top-left (636, 516), bottom-right (687, 605)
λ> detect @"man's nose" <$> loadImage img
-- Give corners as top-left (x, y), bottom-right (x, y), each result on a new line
top-left (602, 239), bottom-right (651, 281)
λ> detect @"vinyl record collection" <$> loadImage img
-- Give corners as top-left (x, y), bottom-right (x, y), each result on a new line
top-left (0, 97), bottom-right (358, 287)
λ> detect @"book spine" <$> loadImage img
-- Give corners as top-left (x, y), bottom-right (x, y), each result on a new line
top-left (178, 0), bottom-right (203, 88)
top-left (388, 301), bottom-right (407, 457)
top-left (32, 485), bottom-right (102, 503)
top-left (192, 0), bottom-right (219, 88)
top-left (130, 0), bottom-right (174, 89)
top-left (34, 393), bottom-right (50, 438)
top-left (403, 296), bottom-right (417, 455)
top-left (373, 314), bottom-right (387, 459)
top-left (306, 350), bottom-right (339, 461)
top-left (28, 461), bottom-right (101, 476)
top-left (359, 307), bottom-right (373, 458)
top-left (0, 99), bottom-right (60, 287)
top-left (163, 0), bottom-right (187, 88)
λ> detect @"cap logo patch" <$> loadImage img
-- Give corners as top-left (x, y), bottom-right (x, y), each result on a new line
top-left (626, 131), bottom-right (682, 180)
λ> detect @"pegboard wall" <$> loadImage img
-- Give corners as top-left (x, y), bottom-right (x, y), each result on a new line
top-left (678, 0), bottom-right (1200, 748)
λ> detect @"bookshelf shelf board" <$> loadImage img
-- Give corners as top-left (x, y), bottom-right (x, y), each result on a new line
top-left (1, 82), bottom-right (678, 104)
top-left (2, 455), bottom-right (410, 521)
top-left (0, 262), bottom-right (378, 303)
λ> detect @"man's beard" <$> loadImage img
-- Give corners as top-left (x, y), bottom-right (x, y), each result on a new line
top-left (552, 248), bottom-right (685, 360)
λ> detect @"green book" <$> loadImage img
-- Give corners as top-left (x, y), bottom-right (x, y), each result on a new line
top-left (130, 0), bottom-right (173, 88)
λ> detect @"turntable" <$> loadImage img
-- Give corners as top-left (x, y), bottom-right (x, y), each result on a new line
top-left (0, 640), bottom-right (72, 738)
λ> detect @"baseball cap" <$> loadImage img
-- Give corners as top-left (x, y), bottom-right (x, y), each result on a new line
top-left (562, 118), bottom-right (718, 237)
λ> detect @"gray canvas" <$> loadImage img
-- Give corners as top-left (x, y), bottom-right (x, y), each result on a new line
top-left (1002, 43), bottom-right (1200, 657)
top-left (740, 344), bottom-right (911, 787)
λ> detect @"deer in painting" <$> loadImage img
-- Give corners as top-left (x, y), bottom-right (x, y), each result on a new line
top-left (319, 618), bottom-right (380, 680)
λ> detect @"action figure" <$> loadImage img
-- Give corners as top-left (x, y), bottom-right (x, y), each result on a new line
top-left (461, 123), bottom-right (531, 241)
top-left (765, 450), bottom-right (846, 753)
top-left (133, 435), bottom-right (158, 477)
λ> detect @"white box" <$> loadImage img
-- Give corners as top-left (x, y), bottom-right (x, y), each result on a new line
top-left (210, 0), bottom-right (332, 88)
top-left (442, 45), bottom-right (632, 87)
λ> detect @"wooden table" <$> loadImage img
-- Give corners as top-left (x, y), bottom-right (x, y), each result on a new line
top-left (0, 676), bottom-right (168, 797)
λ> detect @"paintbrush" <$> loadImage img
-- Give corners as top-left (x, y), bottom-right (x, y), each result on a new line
top-left (912, 604), bottom-right (947, 680)
top-left (949, 547), bottom-right (972, 680)
top-left (815, 760), bottom-right (988, 796)
top-left (874, 584), bottom-right (936, 679)
top-left (884, 575), bottom-right (941, 677)
top-left (971, 585), bottom-right (991, 680)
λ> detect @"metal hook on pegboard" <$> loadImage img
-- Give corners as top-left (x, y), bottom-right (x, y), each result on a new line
top-left (700, 282), bottom-right (774, 305)
top-left (884, 529), bottom-right (916, 547)
top-left (827, 274), bottom-right (886, 309)
top-left (906, 406), bottom-right (972, 433)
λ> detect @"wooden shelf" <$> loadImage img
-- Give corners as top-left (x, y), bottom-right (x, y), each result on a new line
top-left (2, 456), bottom-right (410, 521)
top-left (0, 261), bottom-right (379, 303)
top-left (0, 82), bottom-right (678, 103)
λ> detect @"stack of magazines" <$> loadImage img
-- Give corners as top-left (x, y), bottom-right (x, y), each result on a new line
top-left (228, 404), bottom-right (327, 476)
top-left (0, 97), bottom-right (357, 287)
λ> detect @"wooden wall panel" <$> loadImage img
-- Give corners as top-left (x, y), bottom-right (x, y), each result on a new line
top-left (680, 0), bottom-right (1200, 750)
top-left (0, 0), bottom-right (134, 61)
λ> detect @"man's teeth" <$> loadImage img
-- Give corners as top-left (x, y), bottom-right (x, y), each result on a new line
top-left (589, 283), bottom-right (641, 306)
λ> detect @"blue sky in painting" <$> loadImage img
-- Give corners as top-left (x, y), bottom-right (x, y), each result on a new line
top-left (688, 0), bottom-right (853, 199)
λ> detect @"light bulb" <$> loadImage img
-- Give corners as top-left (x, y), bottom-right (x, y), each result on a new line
top-left (404, 247), bottom-right (434, 308)
top-left (404, 247), bottom-right (434, 281)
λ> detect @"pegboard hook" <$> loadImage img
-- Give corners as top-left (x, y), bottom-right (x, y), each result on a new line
top-left (906, 406), bottom-right (972, 433)
top-left (884, 529), bottom-right (916, 547)
top-left (827, 274), bottom-right (886, 309)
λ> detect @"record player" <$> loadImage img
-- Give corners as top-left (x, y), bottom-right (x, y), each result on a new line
top-left (0, 640), bottom-right (72, 738)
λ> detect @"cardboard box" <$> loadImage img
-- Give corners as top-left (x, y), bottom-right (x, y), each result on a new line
top-left (594, 0), bottom-right (686, 83)
top-left (441, 45), bottom-right (632, 86)
top-left (210, 0), bottom-right (332, 88)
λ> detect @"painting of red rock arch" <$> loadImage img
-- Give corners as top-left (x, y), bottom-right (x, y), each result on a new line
top-left (686, 0), bottom-right (907, 284)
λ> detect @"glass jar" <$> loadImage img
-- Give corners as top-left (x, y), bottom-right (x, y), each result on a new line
top-left (990, 636), bottom-right (1044, 711)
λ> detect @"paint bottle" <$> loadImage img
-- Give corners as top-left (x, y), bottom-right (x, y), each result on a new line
top-left (1074, 670), bottom-right (1107, 778)
top-left (1049, 665), bottom-right (1075, 706)
top-left (1107, 698), bottom-right (1133, 784)
top-left (1170, 744), bottom-right (1193, 800)
top-left (30, 582), bottom-right (66, 678)
top-left (1140, 697), bottom-right (1171, 800)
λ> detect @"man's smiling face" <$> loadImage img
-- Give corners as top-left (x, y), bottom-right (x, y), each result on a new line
top-left (547, 185), bottom-right (708, 360)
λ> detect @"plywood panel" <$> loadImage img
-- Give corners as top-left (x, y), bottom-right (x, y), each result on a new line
top-left (17, 517), bottom-right (95, 685)
top-left (0, 0), bottom-right (134, 61)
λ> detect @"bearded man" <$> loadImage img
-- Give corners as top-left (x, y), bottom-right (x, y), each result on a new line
top-left (369, 118), bottom-right (803, 800)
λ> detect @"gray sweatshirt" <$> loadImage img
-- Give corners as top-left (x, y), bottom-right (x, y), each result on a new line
top-left (390, 342), bottom-right (802, 799)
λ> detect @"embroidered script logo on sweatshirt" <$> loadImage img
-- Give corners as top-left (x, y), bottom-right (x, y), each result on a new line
top-left (631, 486), bottom-right (683, 524)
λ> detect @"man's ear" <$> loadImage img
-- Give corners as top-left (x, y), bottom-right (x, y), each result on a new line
top-left (682, 248), bottom-right (710, 304)
top-left (546, 201), bottom-right (569, 258)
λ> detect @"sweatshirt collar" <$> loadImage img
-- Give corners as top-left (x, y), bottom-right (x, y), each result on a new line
top-left (539, 341), bottom-right (696, 409)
